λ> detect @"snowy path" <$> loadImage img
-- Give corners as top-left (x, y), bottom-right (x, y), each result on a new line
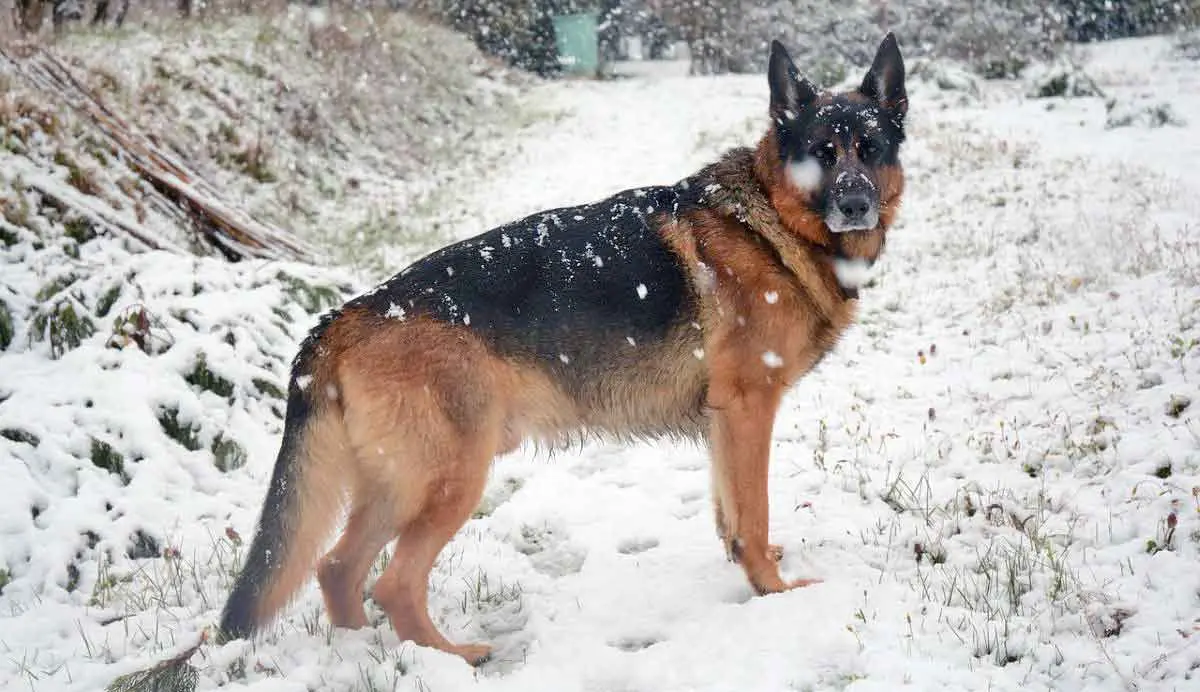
top-left (3, 39), bottom-right (1198, 692)
top-left (381, 74), bottom-right (767, 269)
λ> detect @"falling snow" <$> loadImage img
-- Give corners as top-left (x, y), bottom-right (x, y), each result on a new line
top-left (761, 350), bottom-right (784, 368)
top-left (2, 30), bottom-right (1198, 692)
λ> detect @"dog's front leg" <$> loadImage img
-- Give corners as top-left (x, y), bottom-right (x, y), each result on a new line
top-left (709, 385), bottom-right (817, 594)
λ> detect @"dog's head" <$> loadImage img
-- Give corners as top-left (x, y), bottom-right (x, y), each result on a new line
top-left (762, 35), bottom-right (907, 245)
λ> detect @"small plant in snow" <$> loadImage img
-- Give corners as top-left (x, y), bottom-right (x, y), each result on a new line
top-left (1145, 512), bottom-right (1178, 555)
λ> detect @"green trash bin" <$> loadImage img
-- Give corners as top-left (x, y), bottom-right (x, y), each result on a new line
top-left (551, 12), bottom-right (599, 77)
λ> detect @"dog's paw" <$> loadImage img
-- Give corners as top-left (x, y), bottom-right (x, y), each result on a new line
top-left (452, 643), bottom-right (493, 667)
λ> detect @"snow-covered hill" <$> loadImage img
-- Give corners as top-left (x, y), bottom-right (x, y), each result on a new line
top-left (2, 30), bottom-right (1198, 692)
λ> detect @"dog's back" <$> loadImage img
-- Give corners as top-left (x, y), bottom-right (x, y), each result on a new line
top-left (340, 183), bottom-right (711, 441)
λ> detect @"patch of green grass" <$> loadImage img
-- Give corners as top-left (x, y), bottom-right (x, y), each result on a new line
top-left (158, 407), bottom-right (202, 452)
top-left (457, 569), bottom-right (523, 615)
top-left (0, 300), bottom-right (13, 350)
top-left (54, 149), bottom-right (101, 197)
top-left (90, 438), bottom-right (128, 483)
top-left (35, 274), bottom-right (79, 301)
top-left (63, 216), bottom-right (96, 245)
top-left (0, 568), bottom-right (10, 595)
top-left (1, 428), bottom-right (40, 446)
top-left (96, 285), bottom-right (121, 318)
top-left (31, 301), bottom-right (96, 359)
top-left (276, 272), bottom-right (343, 314)
top-left (127, 530), bottom-right (161, 560)
top-left (66, 563), bottom-right (80, 593)
top-left (185, 353), bottom-right (235, 399)
top-left (251, 377), bottom-right (285, 400)
top-left (212, 435), bottom-right (247, 473)
top-left (0, 221), bottom-right (19, 246)
top-left (216, 121), bottom-right (239, 145)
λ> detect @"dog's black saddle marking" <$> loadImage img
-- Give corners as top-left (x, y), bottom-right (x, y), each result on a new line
top-left (351, 184), bottom-right (704, 374)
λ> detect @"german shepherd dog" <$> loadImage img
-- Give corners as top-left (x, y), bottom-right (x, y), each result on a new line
top-left (219, 34), bottom-right (907, 664)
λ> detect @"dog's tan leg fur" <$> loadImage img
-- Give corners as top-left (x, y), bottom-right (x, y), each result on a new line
top-left (714, 493), bottom-right (784, 564)
top-left (371, 453), bottom-right (493, 665)
top-left (707, 368), bottom-right (819, 593)
top-left (320, 316), bottom-right (502, 664)
top-left (317, 493), bottom-right (394, 629)
top-left (709, 386), bottom-right (788, 593)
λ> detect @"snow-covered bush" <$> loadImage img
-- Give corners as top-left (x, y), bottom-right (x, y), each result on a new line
top-left (1024, 56), bottom-right (1102, 98)
top-left (908, 57), bottom-right (984, 97)
top-left (1059, 0), bottom-right (1199, 41)
top-left (1105, 95), bottom-right (1186, 128)
top-left (410, 0), bottom-right (588, 75)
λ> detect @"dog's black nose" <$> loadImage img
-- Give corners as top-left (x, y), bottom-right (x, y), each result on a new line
top-left (837, 194), bottom-right (872, 220)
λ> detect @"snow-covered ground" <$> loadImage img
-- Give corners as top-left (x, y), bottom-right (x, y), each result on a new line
top-left (2, 34), bottom-right (1198, 692)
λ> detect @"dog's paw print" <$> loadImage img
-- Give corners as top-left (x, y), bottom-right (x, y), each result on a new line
top-left (673, 489), bottom-right (705, 519)
top-left (617, 537), bottom-right (659, 555)
top-left (512, 523), bottom-right (586, 576)
top-left (609, 635), bottom-right (663, 652)
top-left (672, 504), bottom-right (702, 520)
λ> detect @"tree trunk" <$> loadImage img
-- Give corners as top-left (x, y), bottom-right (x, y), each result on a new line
top-left (92, 0), bottom-right (110, 25)
top-left (16, 0), bottom-right (46, 35)
top-left (178, 0), bottom-right (192, 18)
top-left (114, 0), bottom-right (131, 27)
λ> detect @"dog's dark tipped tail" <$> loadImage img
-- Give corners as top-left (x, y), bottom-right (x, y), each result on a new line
top-left (217, 337), bottom-right (347, 643)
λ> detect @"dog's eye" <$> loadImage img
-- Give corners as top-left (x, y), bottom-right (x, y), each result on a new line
top-left (811, 141), bottom-right (836, 165)
top-left (859, 140), bottom-right (881, 161)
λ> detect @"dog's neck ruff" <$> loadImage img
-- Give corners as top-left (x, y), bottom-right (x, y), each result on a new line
top-left (696, 147), bottom-right (878, 304)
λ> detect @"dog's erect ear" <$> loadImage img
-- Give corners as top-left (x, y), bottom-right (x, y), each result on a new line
top-left (860, 33), bottom-right (907, 116)
top-left (768, 40), bottom-right (817, 121)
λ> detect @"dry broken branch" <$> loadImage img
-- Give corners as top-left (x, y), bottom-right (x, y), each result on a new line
top-left (0, 44), bottom-right (316, 264)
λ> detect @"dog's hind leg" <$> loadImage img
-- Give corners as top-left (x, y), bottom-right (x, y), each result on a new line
top-left (371, 433), bottom-right (496, 665)
top-left (317, 488), bottom-right (394, 629)
top-left (330, 320), bottom-right (513, 664)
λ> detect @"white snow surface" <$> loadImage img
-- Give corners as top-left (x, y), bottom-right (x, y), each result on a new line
top-left (2, 36), bottom-right (1200, 692)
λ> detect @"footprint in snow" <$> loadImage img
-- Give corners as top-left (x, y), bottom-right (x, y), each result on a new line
top-left (670, 490), bottom-right (705, 519)
top-left (672, 503), bottom-right (702, 520)
top-left (617, 537), bottom-right (659, 555)
top-left (609, 634), bottom-right (663, 652)
top-left (511, 523), bottom-right (587, 577)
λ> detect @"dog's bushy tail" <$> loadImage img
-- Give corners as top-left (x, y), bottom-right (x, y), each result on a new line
top-left (218, 338), bottom-right (346, 642)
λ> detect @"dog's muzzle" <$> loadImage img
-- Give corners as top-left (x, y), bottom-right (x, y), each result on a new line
top-left (826, 167), bottom-right (880, 233)
top-left (826, 192), bottom-right (879, 233)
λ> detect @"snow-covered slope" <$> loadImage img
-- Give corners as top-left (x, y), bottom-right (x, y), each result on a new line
top-left (2, 34), bottom-right (1198, 692)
